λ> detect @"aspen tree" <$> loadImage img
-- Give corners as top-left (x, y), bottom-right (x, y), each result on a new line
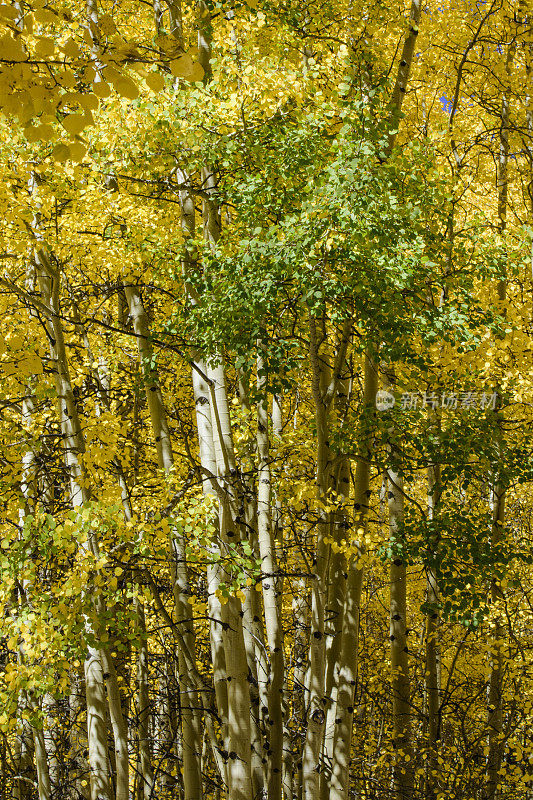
top-left (16, 260), bottom-right (53, 800)
top-left (256, 345), bottom-right (284, 800)
top-left (135, 601), bottom-right (154, 800)
top-left (425, 457), bottom-right (442, 799)
top-left (485, 14), bottom-right (519, 798)
top-left (384, 369), bottom-right (415, 800)
top-left (301, 313), bottom-right (335, 800)
top-left (321, 372), bottom-right (350, 800)
top-left (35, 256), bottom-right (116, 800)
top-left (329, 352), bottom-right (378, 800)
top-left (123, 282), bottom-right (203, 800)
top-left (327, 3), bottom-right (423, 797)
top-left (15, 165), bottom-right (128, 800)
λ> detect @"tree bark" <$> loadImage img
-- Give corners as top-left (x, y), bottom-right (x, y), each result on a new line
top-left (329, 351), bottom-right (378, 800)
top-left (388, 467), bottom-right (414, 799)
top-left (257, 348), bottom-right (284, 800)
top-left (124, 281), bottom-right (203, 800)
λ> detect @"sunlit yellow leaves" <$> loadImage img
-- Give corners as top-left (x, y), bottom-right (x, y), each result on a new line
top-left (93, 80), bottom-right (112, 98)
top-left (0, 9), bottom-right (530, 798)
top-left (99, 13), bottom-right (117, 37)
top-left (24, 123), bottom-right (54, 142)
top-left (61, 37), bottom-right (81, 59)
top-left (170, 55), bottom-right (204, 82)
top-left (33, 8), bottom-right (56, 25)
top-left (57, 68), bottom-right (76, 89)
top-left (79, 93), bottom-right (99, 112)
top-left (52, 143), bottom-right (70, 162)
top-left (69, 141), bottom-right (87, 162)
top-left (62, 112), bottom-right (93, 136)
top-left (18, 354), bottom-right (43, 376)
top-left (145, 72), bottom-right (166, 93)
top-left (34, 37), bottom-right (56, 57)
top-left (114, 75), bottom-right (139, 100)
top-left (0, 34), bottom-right (26, 62)
top-left (0, 4), bottom-right (18, 20)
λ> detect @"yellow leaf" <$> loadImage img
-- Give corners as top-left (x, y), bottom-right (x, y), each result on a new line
top-left (92, 81), bottom-right (111, 98)
top-left (34, 36), bottom-right (55, 57)
top-left (0, 34), bottom-right (26, 62)
top-left (186, 62), bottom-right (204, 83)
top-left (34, 8), bottom-right (56, 24)
top-left (52, 143), bottom-right (70, 162)
top-left (38, 123), bottom-right (55, 141)
top-left (79, 93), bottom-right (99, 111)
top-left (69, 142), bottom-right (87, 162)
top-left (61, 38), bottom-right (80, 59)
top-left (19, 355), bottom-right (43, 376)
top-left (145, 72), bottom-right (166, 93)
top-left (58, 69), bottom-right (76, 89)
top-left (62, 113), bottom-right (92, 135)
top-left (114, 76), bottom-right (139, 100)
top-left (0, 5), bottom-right (18, 20)
top-left (170, 54), bottom-right (194, 78)
top-left (83, 66), bottom-right (97, 83)
top-left (24, 125), bottom-right (41, 143)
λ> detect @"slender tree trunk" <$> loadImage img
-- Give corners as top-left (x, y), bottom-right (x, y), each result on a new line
top-left (35, 253), bottom-right (117, 800)
top-left (485, 480), bottom-right (506, 800)
top-left (99, 650), bottom-right (129, 800)
top-left (191, 363), bottom-right (230, 787)
top-left (425, 458), bottom-right (441, 800)
top-left (292, 577), bottom-right (309, 800)
top-left (301, 315), bottom-right (331, 800)
top-left (388, 467), bottom-right (414, 799)
top-left (30, 717), bottom-right (51, 800)
top-left (124, 281), bottom-right (203, 800)
top-left (385, 0), bottom-right (422, 158)
top-left (257, 348), bottom-right (284, 800)
top-left (321, 375), bottom-right (350, 800)
top-left (206, 363), bottom-right (253, 800)
top-left (69, 669), bottom-right (90, 800)
top-left (191, 65), bottom-right (253, 792)
top-left (17, 361), bottom-right (53, 800)
top-left (84, 650), bottom-right (113, 800)
top-left (42, 695), bottom-right (58, 797)
top-left (135, 602), bottom-right (154, 800)
top-left (484, 29), bottom-right (516, 798)
top-left (329, 351), bottom-right (378, 800)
